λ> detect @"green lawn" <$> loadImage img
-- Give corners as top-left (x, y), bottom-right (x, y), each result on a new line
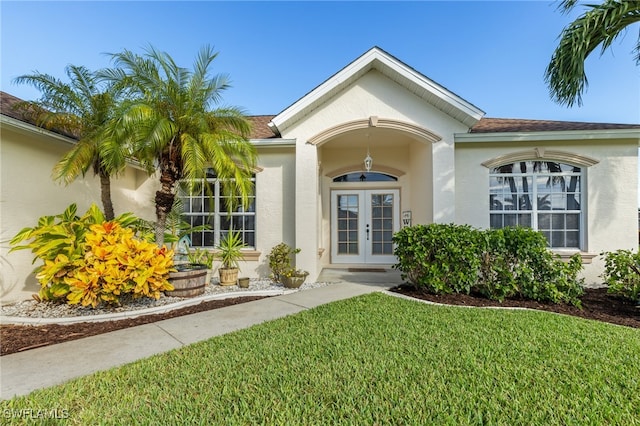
top-left (2, 293), bottom-right (639, 425)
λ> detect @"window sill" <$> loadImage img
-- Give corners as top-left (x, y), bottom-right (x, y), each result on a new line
top-left (205, 250), bottom-right (261, 262)
top-left (239, 250), bottom-right (261, 262)
top-left (551, 250), bottom-right (597, 264)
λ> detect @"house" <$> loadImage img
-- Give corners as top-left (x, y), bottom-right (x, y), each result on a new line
top-left (2, 46), bottom-right (639, 304)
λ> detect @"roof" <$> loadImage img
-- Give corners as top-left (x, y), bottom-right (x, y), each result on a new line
top-left (1, 91), bottom-right (26, 121)
top-left (1, 91), bottom-right (279, 140)
top-left (269, 46), bottom-right (486, 134)
top-left (247, 115), bottom-right (277, 139)
top-left (471, 117), bottom-right (640, 133)
top-left (3, 91), bottom-right (639, 141)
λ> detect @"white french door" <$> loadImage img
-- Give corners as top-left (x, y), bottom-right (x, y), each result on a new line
top-left (331, 189), bottom-right (399, 264)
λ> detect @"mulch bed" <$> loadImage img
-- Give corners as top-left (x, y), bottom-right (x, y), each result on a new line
top-left (0, 296), bottom-right (268, 356)
top-left (390, 285), bottom-right (640, 329)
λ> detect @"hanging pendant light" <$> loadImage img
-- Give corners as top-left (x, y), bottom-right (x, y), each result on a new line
top-left (364, 147), bottom-right (373, 172)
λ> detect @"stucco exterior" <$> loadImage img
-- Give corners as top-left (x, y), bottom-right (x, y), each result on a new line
top-left (1, 118), bottom-right (155, 302)
top-left (2, 46), bottom-right (639, 303)
top-left (455, 135), bottom-right (639, 285)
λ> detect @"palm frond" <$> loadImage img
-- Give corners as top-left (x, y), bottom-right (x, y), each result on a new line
top-left (546, 0), bottom-right (640, 106)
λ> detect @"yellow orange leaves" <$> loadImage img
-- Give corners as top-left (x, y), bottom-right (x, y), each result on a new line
top-left (41, 219), bottom-right (175, 308)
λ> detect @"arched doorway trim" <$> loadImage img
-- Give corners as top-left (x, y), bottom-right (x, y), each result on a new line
top-left (308, 117), bottom-right (442, 146)
top-left (325, 164), bottom-right (406, 179)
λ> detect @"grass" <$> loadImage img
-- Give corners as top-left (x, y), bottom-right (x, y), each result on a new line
top-left (2, 292), bottom-right (639, 425)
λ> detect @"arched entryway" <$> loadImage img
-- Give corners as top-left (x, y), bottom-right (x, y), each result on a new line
top-left (313, 117), bottom-right (439, 266)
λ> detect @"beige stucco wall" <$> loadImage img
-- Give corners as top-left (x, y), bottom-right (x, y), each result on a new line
top-left (0, 121), bottom-right (297, 303)
top-left (455, 138), bottom-right (639, 285)
top-left (1, 122), bottom-right (155, 303)
top-left (278, 70), bottom-right (470, 279)
top-left (250, 147), bottom-right (296, 277)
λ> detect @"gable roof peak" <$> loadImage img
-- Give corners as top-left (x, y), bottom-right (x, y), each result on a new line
top-left (269, 47), bottom-right (485, 135)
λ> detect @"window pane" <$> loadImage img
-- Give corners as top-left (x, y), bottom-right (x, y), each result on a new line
top-left (566, 231), bottom-right (579, 248)
top-left (552, 214), bottom-right (564, 229)
top-left (333, 172), bottom-right (397, 182)
top-left (566, 214), bottom-right (579, 230)
top-left (551, 231), bottom-right (565, 248)
top-left (490, 214), bottom-right (503, 228)
top-left (203, 232), bottom-right (215, 247)
top-left (538, 213), bottom-right (551, 229)
top-left (518, 214), bottom-right (531, 227)
top-left (504, 214), bottom-right (517, 227)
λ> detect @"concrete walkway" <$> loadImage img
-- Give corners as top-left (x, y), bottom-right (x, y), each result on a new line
top-left (1, 269), bottom-right (402, 400)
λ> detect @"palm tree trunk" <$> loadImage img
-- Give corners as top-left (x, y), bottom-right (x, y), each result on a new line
top-left (155, 172), bottom-right (177, 247)
top-left (99, 172), bottom-right (115, 221)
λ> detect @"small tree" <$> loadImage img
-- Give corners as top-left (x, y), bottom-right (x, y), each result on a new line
top-left (101, 45), bottom-right (257, 245)
top-left (13, 65), bottom-right (129, 220)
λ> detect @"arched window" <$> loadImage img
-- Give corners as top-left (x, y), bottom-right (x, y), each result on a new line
top-left (333, 172), bottom-right (397, 182)
top-left (489, 161), bottom-right (582, 249)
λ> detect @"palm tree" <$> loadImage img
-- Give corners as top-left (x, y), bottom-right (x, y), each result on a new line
top-left (102, 45), bottom-right (257, 245)
top-left (13, 65), bottom-right (129, 220)
top-left (545, 0), bottom-right (640, 106)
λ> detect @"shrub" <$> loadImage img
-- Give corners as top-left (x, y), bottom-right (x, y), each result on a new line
top-left (478, 227), bottom-right (584, 305)
top-left (10, 203), bottom-right (174, 307)
top-left (267, 243), bottom-right (300, 283)
top-left (393, 224), bottom-right (584, 305)
top-left (392, 224), bottom-right (483, 294)
top-left (601, 249), bottom-right (640, 303)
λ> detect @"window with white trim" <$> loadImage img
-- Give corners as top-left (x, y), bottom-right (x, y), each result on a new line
top-left (180, 169), bottom-right (256, 248)
top-left (489, 160), bottom-right (582, 249)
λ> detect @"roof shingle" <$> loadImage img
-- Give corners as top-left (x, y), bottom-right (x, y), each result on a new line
top-left (3, 92), bottom-right (639, 139)
top-left (471, 117), bottom-right (640, 133)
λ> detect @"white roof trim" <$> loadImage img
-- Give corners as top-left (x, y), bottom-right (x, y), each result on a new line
top-left (455, 128), bottom-right (640, 143)
top-left (269, 47), bottom-right (485, 134)
top-left (1, 114), bottom-right (77, 145)
top-left (250, 138), bottom-right (296, 147)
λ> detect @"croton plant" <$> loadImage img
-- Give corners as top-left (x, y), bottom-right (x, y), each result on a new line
top-left (10, 203), bottom-right (174, 308)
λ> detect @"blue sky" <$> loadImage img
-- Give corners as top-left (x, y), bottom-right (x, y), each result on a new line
top-left (2, 1), bottom-right (639, 124)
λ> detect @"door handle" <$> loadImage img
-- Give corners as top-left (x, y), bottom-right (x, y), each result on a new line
top-left (366, 224), bottom-right (370, 241)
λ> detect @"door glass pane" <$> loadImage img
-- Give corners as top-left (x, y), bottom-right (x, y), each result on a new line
top-left (370, 193), bottom-right (394, 256)
top-left (337, 195), bottom-right (359, 255)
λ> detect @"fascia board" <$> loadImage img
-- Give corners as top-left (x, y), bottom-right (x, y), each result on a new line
top-left (1, 114), bottom-right (149, 171)
top-left (1, 114), bottom-right (77, 145)
top-left (455, 129), bottom-right (640, 143)
top-left (270, 49), bottom-right (378, 131)
top-left (375, 53), bottom-right (485, 121)
top-left (250, 138), bottom-right (296, 148)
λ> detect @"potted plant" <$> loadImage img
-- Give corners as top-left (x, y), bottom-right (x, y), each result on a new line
top-left (267, 242), bottom-right (300, 284)
top-left (216, 231), bottom-right (246, 286)
top-left (281, 268), bottom-right (309, 289)
top-left (188, 248), bottom-right (215, 285)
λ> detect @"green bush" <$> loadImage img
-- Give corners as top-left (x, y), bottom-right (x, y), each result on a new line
top-left (393, 224), bottom-right (584, 306)
top-left (601, 249), bottom-right (640, 303)
top-left (392, 224), bottom-right (483, 295)
top-left (479, 227), bottom-right (584, 305)
top-left (267, 242), bottom-right (300, 283)
top-left (9, 203), bottom-right (174, 307)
